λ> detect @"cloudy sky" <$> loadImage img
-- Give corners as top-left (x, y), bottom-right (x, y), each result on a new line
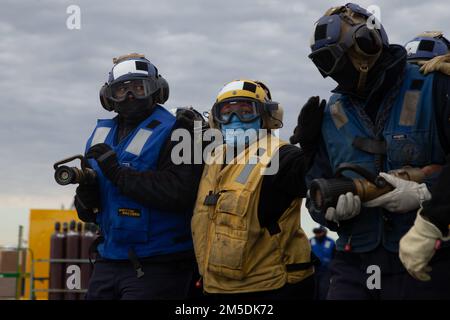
top-left (0, 0), bottom-right (449, 245)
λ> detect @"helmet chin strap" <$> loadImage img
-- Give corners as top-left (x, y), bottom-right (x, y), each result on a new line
top-left (335, 10), bottom-right (383, 96)
top-left (356, 62), bottom-right (369, 95)
top-left (348, 46), bottom-right (381, 96)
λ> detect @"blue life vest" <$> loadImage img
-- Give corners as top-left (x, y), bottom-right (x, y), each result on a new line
top-left (321, 64), bottom-right (446, 252)
top-left (85, 105), bottom-right (193, 260)
top-left (310, 237), bottom-right (335, 271)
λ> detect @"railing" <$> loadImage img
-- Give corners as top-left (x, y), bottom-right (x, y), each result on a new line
top-left (29, 258), bottom-right (92, 299)
top-left (1, 226), bottom-right (92, 300)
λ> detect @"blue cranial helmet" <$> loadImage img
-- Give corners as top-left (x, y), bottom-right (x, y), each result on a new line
top-left (310, 3), bottom-right (389, 53)
top-left (99, 53), bottom-right (169, 111)
top-left (405, 31), bottom-right (450, 61)
top-left (308, 3), bottom-right (389, 94)
top-left (309, 3), bottom-right (389, 78)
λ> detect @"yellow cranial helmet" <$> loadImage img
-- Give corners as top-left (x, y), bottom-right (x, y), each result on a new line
top-left (210, 79), bottom-right (283, 130)
top-left (216, 79), bottom-right (269, 103)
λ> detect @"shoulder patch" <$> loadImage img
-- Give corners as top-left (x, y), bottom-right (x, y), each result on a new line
top-left (330, 101), bottom-right (348, 129)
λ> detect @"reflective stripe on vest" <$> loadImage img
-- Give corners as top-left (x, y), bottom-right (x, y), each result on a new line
top-left (235, 148), bottom-right (266, 184)
top-left (91, 127), bottom-right (111, 146)
top-left (125, 128), bottom-right (153, 156)
top-left (399, 90), bottom-right (420, 126)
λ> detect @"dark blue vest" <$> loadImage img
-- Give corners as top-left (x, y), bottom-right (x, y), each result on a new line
top-left (85, 105), bottom-right (193, 259)
top-left (321, 64), bottom-right (446, 252)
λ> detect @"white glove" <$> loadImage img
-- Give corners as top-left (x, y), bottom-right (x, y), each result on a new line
top-left (363, 172), bottom-right (431, 213)
top-left (325, 192), bottom-right (361, 223)
top-left (399, 210), bottom-right (450, 281)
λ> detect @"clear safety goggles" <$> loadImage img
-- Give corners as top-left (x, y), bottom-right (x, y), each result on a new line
top-left (212, 99), bottom-right (262, 124)
top-left (105, 78), bottom-right (158, 102)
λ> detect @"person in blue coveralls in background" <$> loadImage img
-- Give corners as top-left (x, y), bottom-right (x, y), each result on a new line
top-left (310, 226), bottom-right (335, 300)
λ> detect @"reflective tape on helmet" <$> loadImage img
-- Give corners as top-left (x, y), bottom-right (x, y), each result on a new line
top-left (406, 41), bottom-right (420, 55)
top-left (112, 60), bottom-right (151, 80)
top-left (125, 129), bottom-right (153, 156)
top-left (217, 81), bottom-right (245, 97)
top-left (217, 80), bottom-right (259, 97)
top-left (91, 127), bottom-right (111, 147)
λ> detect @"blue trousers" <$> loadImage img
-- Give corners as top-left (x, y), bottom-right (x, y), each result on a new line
top-left (327, 246), bottom-right (450, 300)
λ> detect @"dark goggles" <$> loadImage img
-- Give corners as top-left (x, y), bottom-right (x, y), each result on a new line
top-left (105, 78), bottom-right (158, 102)
top-left (309, 22), bottom-right (382, 76)
top-left (212, 99), bottom-right (262, 124)
top-left (309, 42), bottom-right (349, 76)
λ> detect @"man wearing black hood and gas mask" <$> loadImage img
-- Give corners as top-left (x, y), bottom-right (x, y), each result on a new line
top-left (74, 53), bottom-right (203, 299)
top-left (296, 4), bottom-right (450, 299)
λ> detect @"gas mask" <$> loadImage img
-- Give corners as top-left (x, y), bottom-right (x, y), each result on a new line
top-left (309, 4), bottom-right (387, 95)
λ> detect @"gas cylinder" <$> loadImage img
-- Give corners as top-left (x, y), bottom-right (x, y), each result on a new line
top-left (76, 222), bottom-right (82, 234)
top-left (80, 223), bottom-right (97, 299)
top-left (49, 222), bottom-right (65, 300)
top-left (62, 222), bottom-right (68, 234)
top-left (64, 220), bottom-right (81, 300)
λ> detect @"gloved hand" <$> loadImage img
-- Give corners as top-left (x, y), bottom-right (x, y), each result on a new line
top-left (399, 210), bottom-right (450, 281)
top-left (420, 163), bottom-right (450, 235)
top-left (417, 53), bottom-right (450, 75)
top-left (363, 172), bottom-right (431, 213)
top-left (176, 107), bottom-right (207, 131)
top-left (75, 182), bottom-right (101, 212)
top-left (325, 192), bottom-right (361, 223)
top-left (86, 143), bottom-right (122, 183)
top-left (289, 96), bottom-right (326, 149)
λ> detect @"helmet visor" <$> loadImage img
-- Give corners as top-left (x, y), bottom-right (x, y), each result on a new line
top-left (213, 99), bottom-right (260, 124)
top-left (107, 79), bottom-right (158, 102)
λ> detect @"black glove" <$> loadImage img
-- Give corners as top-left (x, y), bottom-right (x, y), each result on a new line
top-left (289, 96), bottom-right (326, 150)
top-left (86, 143), bottom-right (122, 183)
top-left (421, 163), bottom-right (450, 236)
top-left (75, 182), bottom-right (101, 212)
top-left (176, 107), bottom-right (208, 131)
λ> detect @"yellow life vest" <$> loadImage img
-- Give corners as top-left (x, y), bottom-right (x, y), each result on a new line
top-left (191, 133), bottom-right (314, 294)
